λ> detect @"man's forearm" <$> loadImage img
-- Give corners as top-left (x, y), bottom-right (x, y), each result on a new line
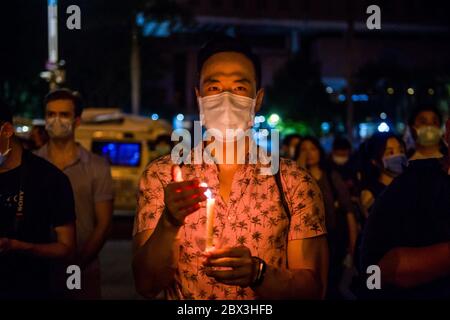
top-left (79, 225), bottom-right (111, 267)
top-left (253, 266), bottom-right (323, 299)
top-left (346, 212), bottom-right (358, 256)
top-left (11, 239), bottom-right (74, 261)
top-left (379, 242), bottom-right (450, 288)
top-left (133, 212), bottom-right (181, 298)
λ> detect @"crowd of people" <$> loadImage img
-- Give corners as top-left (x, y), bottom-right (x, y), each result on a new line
top-left (1, 36), bottom-right (450, 300)
top-left (280, 104), bottom-right (449, 299)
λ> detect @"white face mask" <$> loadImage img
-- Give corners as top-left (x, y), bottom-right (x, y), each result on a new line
top-left (198, 91), bottom-right (256, 142)
top-left (45, 117), bottom-right (73, 139)
top-left (415, 126), bottom-right (442, 147)
top-left (332, 155), bottom-right (349, 166)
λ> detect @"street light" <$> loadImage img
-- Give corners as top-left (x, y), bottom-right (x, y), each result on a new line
top-left (267, 114), bottom-right (280, 127)
top-left (41, 0), bottom-right (65, 90)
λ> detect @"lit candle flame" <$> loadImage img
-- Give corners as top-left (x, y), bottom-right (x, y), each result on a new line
top-left (199, 182), bottom-right (212, 199)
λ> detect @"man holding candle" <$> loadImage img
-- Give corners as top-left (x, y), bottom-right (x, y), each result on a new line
top-left (133, 36), bottom-right (329, 300)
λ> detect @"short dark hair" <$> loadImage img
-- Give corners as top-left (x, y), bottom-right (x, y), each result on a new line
top-left (44, 88), bottom-right (84, 118)
top-left (0, 100), bottom-right (13, 124)
top-left (295, 136), bottom-right (328, 170)
top-left (332, 136), bottom-right (352, 151)
top-left (366, 132), bottom-right (405, 164)
top-left (197, 35), bottom-right (262, 89)
top-left (360, 132), bottom-right (406, 183)
top-left (408, 105), bottom-right (442, 127)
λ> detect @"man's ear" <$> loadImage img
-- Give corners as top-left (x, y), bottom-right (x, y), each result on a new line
top-left (195, 87), bottom-right (200, 98)
top-left (255, 88), bottom-right (265, 113)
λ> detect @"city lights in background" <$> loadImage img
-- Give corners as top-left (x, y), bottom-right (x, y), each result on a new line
top-left (407, 88), bottom-right (415, 95)
top-left (326, 86), bottom-right (333, 94)
top-left (267, 113), bottom-right (280, 127)
top-left (380, 112), bottom-right (387, 120)
top-left (173, 114), bottom-right (184, 129)
top-left (151, 113), bottom-right (159, 120)
top-left (378, 122), bottom-right (390, 133)
top-left (387, 87), bottom-right (394, 95)
top-left (254, 115), bottom-right (266, 126)
top-left (16, 125), bottom-right (30, 133)
top-left (351, 94), bottom-right (369, 102)
top-left (337, 94), bottom-right (369, 102)
top-left (321, 122), bottom-right (331, 133)
top-left (428, 88), bottom-right (435, 95)
top-left (396, 122), bottom-right (406, 133)
top-left (359, 123), bottom-right (371, 139)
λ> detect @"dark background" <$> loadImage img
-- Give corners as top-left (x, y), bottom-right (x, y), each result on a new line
top-left (1, 0), bottom-right (450, 136)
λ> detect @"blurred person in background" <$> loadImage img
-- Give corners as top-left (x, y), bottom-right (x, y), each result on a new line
top-left (35, 89), bottom-right (114, 299)
top-left (0, 101), bottom-right (76, 299)
top-left (280, 133), bottom-right (302, 160)
top-left (29, 125), bottom-right (49, 151)
top-left (359, 133), bottom-right (407, 220)
top-left (296, 136), bottom-right (358, 299)
top-left (408, 106), bottom-right (445, 161)
top-left (150, 134), bottom-right (173, 161)
top-left (329, 136), bottom-right (360, 198)
top-left (360, 119), bottom-right (450, 299)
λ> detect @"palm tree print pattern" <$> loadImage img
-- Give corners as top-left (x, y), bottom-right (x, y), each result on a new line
top-left (133, 156), bottom-right (326, 299)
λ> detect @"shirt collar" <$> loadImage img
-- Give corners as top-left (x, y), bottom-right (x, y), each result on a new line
top-left (182, 138), bottom-right (272, 174)
top-left (409, 150), bottom-right (444, 161)
top-left (36, 142), bottom-right (89, 168)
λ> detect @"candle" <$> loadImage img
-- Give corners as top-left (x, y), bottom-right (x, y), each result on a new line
top-left (200, 182), bottom-right (215, 252)
top-left (172, 165), bottom-right (183, 182)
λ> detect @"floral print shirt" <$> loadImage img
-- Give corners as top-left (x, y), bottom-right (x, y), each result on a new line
top-left (133, 155), bottom-right (326, 300)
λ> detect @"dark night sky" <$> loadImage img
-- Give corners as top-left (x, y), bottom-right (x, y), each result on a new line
top-left (1, 1), bottom-right (450, 122)
top-left (1, 1), bottom-right (134, 116)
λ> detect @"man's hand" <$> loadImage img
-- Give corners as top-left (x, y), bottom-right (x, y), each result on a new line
top-left (203, 246), bottom-right (257, 287)
top-left (164, 179), bottom-right (207, 225)
top-left (0, 238), bottom-right (11, 254)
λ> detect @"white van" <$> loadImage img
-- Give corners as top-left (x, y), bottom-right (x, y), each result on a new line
top-left (76, 108), bottom-right (172, 214)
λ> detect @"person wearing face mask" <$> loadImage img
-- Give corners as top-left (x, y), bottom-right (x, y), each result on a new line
top-left (0, 101), bottom-right (76, 299)
top-left (360, 119), bottom-right (450, 299)
top-left (133, 36), bottom-right (328, 300)
top-left (408, 106), bottom-right (445, 161)
top-left (295, 136), bottom-right (359, 300)
top-left (329, 136), bottom-right (360, 199)
top-left (35, 89), bottom-right (114, 299)
top-left (359, 133), bottom-right (407, 220)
